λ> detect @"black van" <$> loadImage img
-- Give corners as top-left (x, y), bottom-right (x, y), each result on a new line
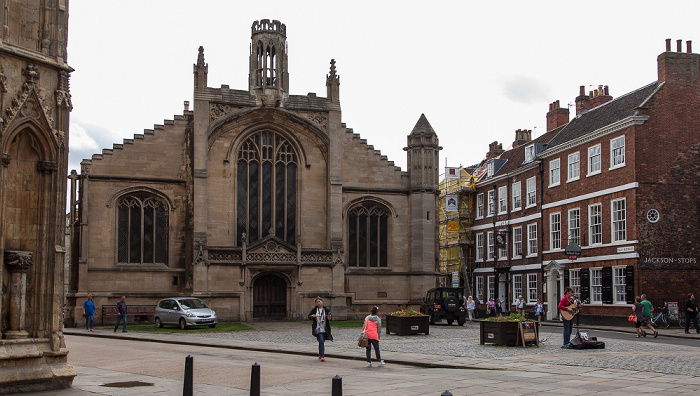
top-left (420, 287), bottom-right (466, 326)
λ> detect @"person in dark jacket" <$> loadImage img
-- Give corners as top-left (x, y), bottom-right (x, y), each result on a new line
top-left (114, 295), bottom-right (128, 333)
top-left (308, 297), bottom-right (332, 361)
top-left (684, 293), bottom-right (699, 334)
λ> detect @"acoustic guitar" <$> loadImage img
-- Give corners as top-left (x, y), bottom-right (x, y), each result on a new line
top-left (560, 299), bottom-right (589, 321)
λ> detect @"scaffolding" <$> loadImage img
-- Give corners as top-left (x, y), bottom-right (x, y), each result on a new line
top-left (438, 168), bottom-right (476, 294)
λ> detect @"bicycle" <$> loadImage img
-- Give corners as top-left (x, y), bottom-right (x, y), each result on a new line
top-left (650, 308), bottom-right (669, 329)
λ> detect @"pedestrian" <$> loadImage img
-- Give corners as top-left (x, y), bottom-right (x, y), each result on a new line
top-left (684, 292), bottom-right (699, 334)
top-left (558, 286), bottom-right (575, 348)
top-left (487, 297), bottom-right (495, 317)
top-left (363, 306), bottom-right (385, 367)
top-left (473, 297), bottom-right (481, 319)
top-left (466, 296), bottom-right (475, 323)
top-left (534, 298), bottom-right (544, 324)
top-left (495, 298), bottom-right (503, 317)
top-left (633, 296), bottom-right (647, 338)
top-left (113, 295), bottom-right (128, 333)
top-left (308, 296), bottom-right (332, 361)
top-left (515, 295), bottom-right (526, 317)
top-left (640, 294), bottom-right (658, 338)
top-left (83, 294), bottom-right (95, 331)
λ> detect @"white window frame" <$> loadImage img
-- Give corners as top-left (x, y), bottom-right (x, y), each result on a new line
top-left (568, 208), bottom-right (580, 245)
top-left (567, 151), bottom-right (580, 182)
top-left (613, 266), bottom-right (626, 304)
top-left (526, 177), bottom-right (536, 207)
top-left (512, 227), bottom-right (522, 259)
top-left (476, 277), bottom-right (484, 301)
top-left (549, 158), bottom-right (560, 187)
top-left (527, 223), bottom-right (537, 257)
top-left (498, 186), bottom-right (507, 214)
top-left (487, 231), bottom-right (494, 260)
top-left (511, 181), bottom-right (521, 211)
top-left (588, 203), bottom-right (602, 245)
top-left (587, 144), bottom-right (601, 176)
top-left (527, 273), bottom-right (538, 303)
top-left (569, 269), bottom-right (581, 297)
top-left (487, 276), bottom-right (495, 300)
top-left (487, 161), bottom-right (494, 177)
top-left (550, 212), bottom-right (561, 250)
top-left (512, 275), bottom-right (522, 305)
top-left (610, 135), bottom-right (625, 169)
top-left (487, 190), bottom-right (495, 217)
top-left (611, 198), bottom-right (627, 242)
top-left (476, 193), bottom-right (484, 219)
top-left (524, 144), bottom-right (535, 162)
top-left (590, 268), bottom-right (602, 303)
top-left (476, 233), bottom-right (484, 261)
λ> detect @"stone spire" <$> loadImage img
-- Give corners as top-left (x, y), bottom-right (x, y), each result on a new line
top-left (405, 114), bottom-right (441, 190)
top-left (193, 46), bottom-right (208, 91)
top-left (326, 59), bottom-right (340, 103)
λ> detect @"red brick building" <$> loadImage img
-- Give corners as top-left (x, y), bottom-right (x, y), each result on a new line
top-left (469, 39), bottom-right (699, 325)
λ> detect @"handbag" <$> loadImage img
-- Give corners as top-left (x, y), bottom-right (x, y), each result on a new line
top-left (357, 332), bottom-right (369, 348)
top-left (313, 327), bottom-right (322, 335)
top-left (628, 314), bottom-right (636, 322)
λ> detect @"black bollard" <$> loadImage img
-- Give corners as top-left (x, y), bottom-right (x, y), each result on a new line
top-left (331, 374), bottom-right (342, 396)
top-left (250, 362), bottom-right (260, 396)
top-left (183, 355), bottom-right (193, 396)
top-left (441, 391), bottom-right (452, 396)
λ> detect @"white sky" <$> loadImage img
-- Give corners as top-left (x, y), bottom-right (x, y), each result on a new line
top-left (66, 0), bottom-right (700, 174)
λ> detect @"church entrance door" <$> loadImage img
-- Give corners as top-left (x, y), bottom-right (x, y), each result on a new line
top-left (253, 274), bottom-right (287, 319)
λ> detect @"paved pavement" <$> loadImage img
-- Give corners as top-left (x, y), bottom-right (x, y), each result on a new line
top-left (13, 320), bottom-right (700, 395)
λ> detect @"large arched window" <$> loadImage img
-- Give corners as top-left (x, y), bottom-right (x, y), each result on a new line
top-left (117, 192), bottom-right (168, 264)
top-left (237, 131), bottom-right (297, 245)
top-left (348, 203), bottom-right (389, 267)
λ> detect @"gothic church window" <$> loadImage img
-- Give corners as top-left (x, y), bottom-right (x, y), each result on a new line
top-left (348, 203), bottom-right (389, 267)
top-left (237, 131), bottom-right (297, 245)
top-left (117, 193), bottom-right (168, 264)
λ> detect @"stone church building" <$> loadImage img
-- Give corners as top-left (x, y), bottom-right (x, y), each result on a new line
top-left (68, 19), bottom-right (441, 323)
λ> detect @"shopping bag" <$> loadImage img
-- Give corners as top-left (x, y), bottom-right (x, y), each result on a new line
top-left (357, 332), bottom-right (369, 348)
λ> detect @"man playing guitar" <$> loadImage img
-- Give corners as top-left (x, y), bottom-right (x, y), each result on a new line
top-left (558, 286), bottom-right (576, 348)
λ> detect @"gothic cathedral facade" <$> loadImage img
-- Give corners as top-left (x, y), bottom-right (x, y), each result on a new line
top-left (68, 20), bottom-right (441, 323)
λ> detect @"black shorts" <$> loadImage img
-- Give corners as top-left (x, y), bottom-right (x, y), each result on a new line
top-left (635, 319), bottom-right (646, 328)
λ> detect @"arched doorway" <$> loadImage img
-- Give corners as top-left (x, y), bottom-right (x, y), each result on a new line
top-left (253, 274), bottom-right (287, 319)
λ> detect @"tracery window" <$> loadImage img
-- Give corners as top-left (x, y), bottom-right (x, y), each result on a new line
top-left (348, 203), bottom-right (389, 267)
top-left (117, 193), bottom-right (168, 264)
top-left (237, 131), bottom-right (297, 245)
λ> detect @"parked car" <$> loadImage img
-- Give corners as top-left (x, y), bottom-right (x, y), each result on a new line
top-left (420, 287), bottom-right (466, 326)
top-left (155, 297), bottom-right (218, 329)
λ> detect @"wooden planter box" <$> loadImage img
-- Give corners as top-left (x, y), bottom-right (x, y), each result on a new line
top-left (480, 320), bottom-right (519, 346)
top-left (385, 315), bottom-right (430, 335)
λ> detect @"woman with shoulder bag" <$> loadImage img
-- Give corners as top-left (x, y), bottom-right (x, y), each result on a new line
top-left (363, 306), bottom-right (385, 367)
top-left (308, 297), bottom-right (332, 361)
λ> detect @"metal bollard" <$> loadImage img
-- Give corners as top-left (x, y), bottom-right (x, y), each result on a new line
top-left (183, 355), bottom-right (193, 396)
top-left (250, 362), bottom-right (260, 396)
top-left (441, 391), bottom-right (452, 396)
top-left (331, 374), bottom-right (342, 396)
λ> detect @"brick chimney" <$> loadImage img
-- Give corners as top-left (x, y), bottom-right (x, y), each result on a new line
top-left (575, 85), bottom-right (612, 115)
top-left (658, 39), bottom-right (699, 86)
top-left (512, 129), bottom-right (532, 148)
top-left (546, 100), bottom-right (569, 131)
top-left (487, 141), bottom-right (504, 159)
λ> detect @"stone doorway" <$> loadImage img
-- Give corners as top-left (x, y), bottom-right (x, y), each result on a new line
top-left (252, 274), bottom-right (287, 319)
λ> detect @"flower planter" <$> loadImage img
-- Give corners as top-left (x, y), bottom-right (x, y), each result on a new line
top-left (479, 320), bottom-right (519, 346)
top-left (385, 314), bottom-right (429, 335)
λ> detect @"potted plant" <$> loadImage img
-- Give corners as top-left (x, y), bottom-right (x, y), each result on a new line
top-left (385, 308), bottom-right (429, 336)
top-left (480, 313), bottom-right (530, 346)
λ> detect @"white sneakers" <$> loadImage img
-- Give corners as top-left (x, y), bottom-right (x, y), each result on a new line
top-left (377, 360), bottom-right (385, 366)
top-left (366, 362), bottom-right (372, 367)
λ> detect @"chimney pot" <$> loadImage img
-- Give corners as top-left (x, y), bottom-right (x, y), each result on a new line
top-left (604, 86), bottom-right (609, 95)
top-left (677, 39), bottom-right (682, 52)
top-left (666, 39), bottom-right (672, 52)
top-left (579, 85), bottom-right (585, 96)
top-left (687, 40), bottom-right (692, 53)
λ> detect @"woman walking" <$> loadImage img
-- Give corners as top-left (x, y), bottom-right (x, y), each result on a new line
top-left (82, 294), bottom-right (95, 331)
top-left (487, 297), bottom-right (495, 317)
top-left (495, 298), bottom-right (503, 317)
top-left (363, 306), bottom-right (385, 367)
top-left (534, 298), bottom-right (544, 324)
top-left (466, 296), bottom-right (475, 323)
top-left (633, 296), bottom-right (647, 338)
top-left (308, 297), bottom-right (332, 361)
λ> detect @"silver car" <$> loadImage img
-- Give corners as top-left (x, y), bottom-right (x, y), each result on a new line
top-left (154, 297), bottom-right (218, 329)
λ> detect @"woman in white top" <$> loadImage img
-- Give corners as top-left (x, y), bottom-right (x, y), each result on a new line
top-left (466, 296), bottom-right (475, 323)
top-left (308, 297), bottom-right (333, 361)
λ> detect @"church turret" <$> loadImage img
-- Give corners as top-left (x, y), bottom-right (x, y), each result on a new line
top-left (326, 59), bottom-right (340, 103)
top-left (249, 19), bottom-right (289, 101)
top-left (405, 114), bottom-right (442, 191)
top-left (193, 46), bottom-right (208, 91)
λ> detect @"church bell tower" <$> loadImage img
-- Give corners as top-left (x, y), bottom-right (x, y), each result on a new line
top-left (249, 19), bottom-right (289, 104)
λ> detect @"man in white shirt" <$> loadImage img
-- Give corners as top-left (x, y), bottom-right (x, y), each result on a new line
top-left (516, 295), bottom-right (526, 316)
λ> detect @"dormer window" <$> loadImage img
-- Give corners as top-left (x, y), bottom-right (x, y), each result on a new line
top-left (487, 161), bottom-right (494, 177)
top-left (524, 144), bottom-right (535, 162)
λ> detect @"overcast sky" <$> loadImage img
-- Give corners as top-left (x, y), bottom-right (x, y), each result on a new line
top-left (66, 0), bottom-right (699, 175)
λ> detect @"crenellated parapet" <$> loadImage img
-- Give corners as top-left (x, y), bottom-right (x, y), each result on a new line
top-left (251, 19), bottom-right (286, 37)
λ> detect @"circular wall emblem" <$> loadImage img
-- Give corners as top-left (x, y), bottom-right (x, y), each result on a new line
top-left (646, 209), bottom-right (660, 223)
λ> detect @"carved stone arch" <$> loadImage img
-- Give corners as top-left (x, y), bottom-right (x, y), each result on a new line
top-left (224, 123), bottom-right (307, 168)
top-left (206, 107), bottom-right (329, 164)
top-left (343, 196), bottom-right (398, 219)
top-left (250, 270), bottom-right (292, 287)
top-left (2, 119), bottom-right (57, 164)
top-left (2, 87), bottom-right (60, 146)
top-left (106, 186), bottom-right (176, 210)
